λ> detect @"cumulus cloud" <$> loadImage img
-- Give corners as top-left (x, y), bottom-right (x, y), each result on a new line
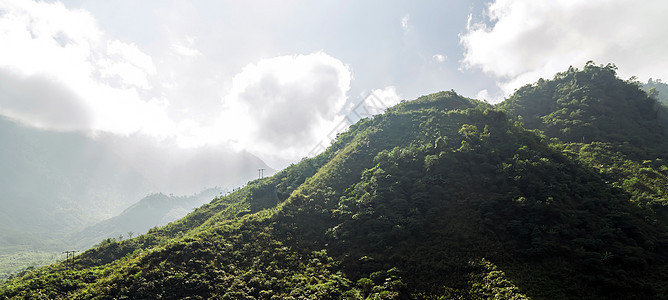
top-left (0, 0), bottom-right (357, 166)
top-left (460, 0), bottom-right (668, 97)
top-left (0, 0), bottom-right (167, 135)
top-left (214, 52), bottom-right (352, 163)
top-left (473, 89), bottom-right (502, 103)
top-left (367, 86), bottom-right (402, 109)
top-left (475, 89), bottom-right (491, 102)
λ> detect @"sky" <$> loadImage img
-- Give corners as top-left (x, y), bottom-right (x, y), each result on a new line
top-left (1, 0), bottom-right (667, 169)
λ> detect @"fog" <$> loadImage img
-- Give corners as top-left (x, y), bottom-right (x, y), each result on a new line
top-left (0, 115), bottom-right (271, 250)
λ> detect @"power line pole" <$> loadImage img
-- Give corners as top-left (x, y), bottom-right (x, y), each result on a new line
top-left (258, 168), bottom-right (265, 179)
top-left (62, 250), bottom-right (78, 270)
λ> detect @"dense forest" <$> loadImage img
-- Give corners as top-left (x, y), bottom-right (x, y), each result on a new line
top-left (1, 63), bottom-right (668, 299)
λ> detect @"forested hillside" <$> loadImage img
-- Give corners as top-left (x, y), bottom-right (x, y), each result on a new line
top-left (501, 62), bottom-right (668, 209)
top-left (644, 78), bottom-right (668, 106)
top-left (500, 62), bottom-right (667, 157)
top-left (2, 64), bottom-right (668, 299)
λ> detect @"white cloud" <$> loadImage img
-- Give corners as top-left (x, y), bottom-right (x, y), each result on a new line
top-left (401, 14), bottom-right (409, 30)
top-left (473, 88), bottom-right (505, 103)
top-left (100, 40), bottom-right (156, 89)
top-left (432, 54), bottom-right (447, 63)
top-left (475, 89), bottom-right (490, 102)
top-left (172, 44), bottom-right (202, 58)
top-left (460, 0), bottom-right (668, 96)
top-left (0, 1), bottom-right (356, 167)
top-left (209, 52), bottom-right (352, 164)
top-left (368, 86), bottom-right (402, 109)
top-left (0, 0), bottom-right (167, 135)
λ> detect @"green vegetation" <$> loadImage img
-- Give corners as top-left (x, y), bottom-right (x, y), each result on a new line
top-left (0, 251), bottom-right (60, 282)
top-left (644, 78), bottom-right (668, 106)
top-left (0, 189), bottom-right (225, 281)
top-left (500, 61), bottom-right (667, 158)
top-left (2, 63), bottom-right (668, 299)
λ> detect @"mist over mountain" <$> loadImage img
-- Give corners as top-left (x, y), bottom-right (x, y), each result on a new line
top-left (644, 78), bottom-right (668, 106)
top-left (3, 63), bottom-right (668, 299)
top-left (0, 116), bottom-right (272, 253)
top-left (69, 188), bottom-right (226, 251)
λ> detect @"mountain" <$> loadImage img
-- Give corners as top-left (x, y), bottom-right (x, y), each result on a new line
top-left (0, 116), bottom-right (272, 236)
top-left (2, 65), bottom-right (668, 299)
top-left (0, 188), bottom-right (228, 280)
top-left (643, 78), bottom-right (668, 106)
top-left (499, 62), bottom-right (667, 158)
top-left (0, 117), bottom-right (272, 278)
top-left (69, 188), bottom-right (226, 250)
top-left (501, 63), bottom-right (668, 207)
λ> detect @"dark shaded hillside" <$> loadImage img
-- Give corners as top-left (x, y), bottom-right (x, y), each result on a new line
top-left (499, 62), bottom-right (668, 218)
top-left (2, 74), bottom-right (668, 299)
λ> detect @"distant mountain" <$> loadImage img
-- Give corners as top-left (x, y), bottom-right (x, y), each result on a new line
top-left (3, 64), bottom-right (668, 299)
top-left (0, 116), bottom-right (272, 278)
top-left (69, 188), bottom-right (226, 250)
top-left (643, 78), bottom-right (668, 106)
top-left (0, 188), bottom-right (228, 279)
top-left (0, 116), bottom-right (271, 244)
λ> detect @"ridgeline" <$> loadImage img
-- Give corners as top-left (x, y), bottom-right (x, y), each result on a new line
top-left (2, 63), bottom-right (668, 299)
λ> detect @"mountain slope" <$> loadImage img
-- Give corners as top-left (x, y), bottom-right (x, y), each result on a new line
top-left (499, 62), bottom-right (667, 159)
top-left (2, 74), bottom-right (668, 299)
top-left (500, 62), bottom-right (668, 209)
top-left (69, 188), bottom-right (226, 250)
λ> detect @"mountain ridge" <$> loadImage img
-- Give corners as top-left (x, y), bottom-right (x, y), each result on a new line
top-left (2, 63), bottom-right (668, 299)
top-left (68, 188), bottom-right (227, 251)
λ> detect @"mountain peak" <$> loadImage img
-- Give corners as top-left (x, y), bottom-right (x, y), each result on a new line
top-left (500, 62), bottom-right (666, 157)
